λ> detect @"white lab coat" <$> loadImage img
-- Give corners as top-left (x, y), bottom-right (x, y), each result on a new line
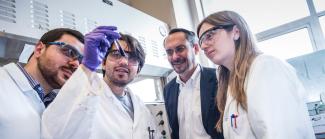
top-left (0, 63), bottom-right (45, 139)
top-left (223, 55), bottom-right (315, 139)
top-left (42, 67), bottom-right (157, 139)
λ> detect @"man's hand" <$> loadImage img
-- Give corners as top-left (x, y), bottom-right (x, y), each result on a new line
top-left (82, 26), bottom-right (121, 71)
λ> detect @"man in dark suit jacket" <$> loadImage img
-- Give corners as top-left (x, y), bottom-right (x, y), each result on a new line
top-left (163, 28), bottom-right (223, 139)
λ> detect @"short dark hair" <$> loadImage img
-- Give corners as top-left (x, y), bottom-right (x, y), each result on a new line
top-left (164, 28), bottom-right (196, 46)
top-left (40, 28), bottom-right (84, 44)
top-left (28, 28), bottom-right (84, 61)
top-left (102, 33), bottom-right (146, 75)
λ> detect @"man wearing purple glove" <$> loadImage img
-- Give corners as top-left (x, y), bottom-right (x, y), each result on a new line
top-left (42, 26), bottom-right (158, 139)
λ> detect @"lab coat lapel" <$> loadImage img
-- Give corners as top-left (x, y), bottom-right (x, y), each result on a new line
top-left (3, 63), bottom-right (45, 113)
top-left (4, 63), bottom-right (34, 93)
top-left (128, 89), bottom-right (141, 126)
top-left (104, 86), bottom-right (133, 122)
top-left (224, 88), bottom-right (235, 115)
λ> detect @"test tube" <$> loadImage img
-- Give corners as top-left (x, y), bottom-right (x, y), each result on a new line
top-left (114, 40), bottom-right (126, 57)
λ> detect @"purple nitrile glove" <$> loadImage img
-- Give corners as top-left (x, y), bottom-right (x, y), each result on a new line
top-left (82, 26), bottom-right (121, 71)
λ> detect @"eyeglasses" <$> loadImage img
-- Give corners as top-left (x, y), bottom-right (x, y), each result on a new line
top-left (199, 24), bottom-right (235, 46)
top-left (107, 50), bottom-right (139, 66)
top-left (45, 42), bottom-right (83, 63)
top-left (165, 45), bottom-right (187, 56)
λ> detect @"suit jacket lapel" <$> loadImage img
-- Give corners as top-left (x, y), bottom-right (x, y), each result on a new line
top-left (171, 81), bottom-right (180, 124)
top-left (200, 68), bottom-right (212, 124)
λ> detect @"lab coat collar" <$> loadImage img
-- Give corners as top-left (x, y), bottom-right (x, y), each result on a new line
top-left (126, 88), bottom-right (143, 126)
top-left (104, 86), bottom-right (137, 123)
top-left (224, 88), bottom-right (236, 114)
top-left (3, 63), bottom-right (34, 93)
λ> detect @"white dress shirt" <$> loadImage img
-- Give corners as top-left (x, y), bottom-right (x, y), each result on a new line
top-left (177, 65), bottom-right (212, 139)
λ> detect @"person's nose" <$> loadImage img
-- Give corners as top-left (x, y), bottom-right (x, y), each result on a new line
top-left (200, 43), bottom-right (209, 52)
top-left (170, 51), bottom-right (181, 61)
top-left (118, 56), bottom-right (129, 66)
top-left (68, 58), bottom-right (80, 69)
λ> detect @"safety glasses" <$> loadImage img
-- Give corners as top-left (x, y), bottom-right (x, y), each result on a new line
top-left (199, 24), bottom-right (235, 46)
top-left (45, 42), bottom-right (83, 63)
top-left (107, 49), bottom-right (139, 66)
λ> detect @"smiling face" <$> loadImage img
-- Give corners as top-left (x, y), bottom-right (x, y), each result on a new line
top-left (164, 32), bottom-right (198, 77)
top-left (198, 23), bottom-right (237, 68)
top-left (103, 40), bottom-right (139, 87)
top-left (37, 34), bottom-right (84, 89)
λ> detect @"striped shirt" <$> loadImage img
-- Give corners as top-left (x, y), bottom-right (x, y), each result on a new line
top-left (16, 63), bottom-right (57, 107)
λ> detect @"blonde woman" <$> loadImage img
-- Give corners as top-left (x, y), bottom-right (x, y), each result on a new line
top-left (197, 11), bottom-right (315, 139)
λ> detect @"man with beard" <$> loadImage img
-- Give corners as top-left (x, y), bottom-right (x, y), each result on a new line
top-left (0, 28), bottom-right (84, 139)
top-left (163, 28), bottom-right (223, 139)
top-left (42, 26), bottom-right (158, 139)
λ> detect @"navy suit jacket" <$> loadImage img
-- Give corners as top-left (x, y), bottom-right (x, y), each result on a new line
top-left (163, 67), bottom-right (223, 139)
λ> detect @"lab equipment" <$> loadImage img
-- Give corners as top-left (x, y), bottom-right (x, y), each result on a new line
top-left (146, 103), bottom-right (171, 139)
top-left (156, 111), bottom-right (163, 116)
top-left (148, 127), bottom-right (155, 139)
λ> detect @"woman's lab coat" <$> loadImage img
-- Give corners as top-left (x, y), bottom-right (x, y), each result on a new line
top-left (42, 67), bottom-right (157, 139)
top-left (222, 55), bottom-right (315, 139)
top-left (0, 63), bottom-right (45, 139)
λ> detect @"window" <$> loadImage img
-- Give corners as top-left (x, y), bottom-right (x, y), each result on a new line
top-left (201, 0), bottom-right (309, 33)
top-left (313, 0), bottom-right (325, 12)
top-left (320, 16), bottom-right (325, 40)
top-left (257, 29), bottom-right (313, 60)
top-left (128, 77), bottom-right (163, 103)
top-left (95, 73), bottom-right (163, 103)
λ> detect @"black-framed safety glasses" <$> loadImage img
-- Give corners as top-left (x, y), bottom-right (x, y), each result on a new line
top-left (199, 24), bottom-right (235, 46)
top-left (107, 49), bottom-right (139, 66)
top-left (45, 42), bottom-right (83, 63)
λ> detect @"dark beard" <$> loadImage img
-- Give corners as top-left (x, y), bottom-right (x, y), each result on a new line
top-left (172, 56), bottom-right (195, 75)
top-left (111, 77), bottom-right (134, 87)
top-left (37, 57), bottom-right (61, 89)
top-left (171, 57), bottom-right (186, 65)
top-left (171, 58), bottom-right (188, 74)
top-left (105, 73), bottom-right (135, 88)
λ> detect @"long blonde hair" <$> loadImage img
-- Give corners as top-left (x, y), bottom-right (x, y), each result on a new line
top-left (197, 11), bottom-right (260, 132)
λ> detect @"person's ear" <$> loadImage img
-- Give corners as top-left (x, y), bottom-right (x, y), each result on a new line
top-left (193, 43), bottom-right (200, 55)
top-left (232, 25), bottom-right (240, 41)
top-left (137, 66), bottom-right (141, 73)
top-left (102, 59), bottom-right (106, 67)
top-left (34, 41), bottom-right (46, 58)
top-left (101, 59), bottom-right (107, 77)
top-left (101, 58), bottom-right (107, 71)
